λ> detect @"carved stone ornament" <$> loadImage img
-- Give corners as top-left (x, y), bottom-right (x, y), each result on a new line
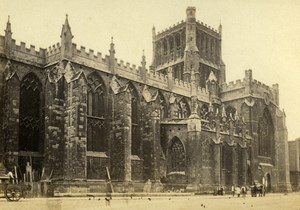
top-left (264, 92), bottom-right (270, 105)
top-left (109, 75), bottom-right (122, 94)
top-left (244, 97), bottom-right (255, 107)
top-left (4, 60), bottom-right (15, 80)
top-left (169, 93), bottom-right (176, 104)
top-left (142, 85), bottom-right (152, 102)
top-left (64, 61), bottom-right (82, 83)
top-left (48, 62), bottom-right (63, 83)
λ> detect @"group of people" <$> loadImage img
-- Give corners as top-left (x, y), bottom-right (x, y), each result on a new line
top-left (231, 185), bottom-right (247, 197)
top-left (216, 184), bottom-right (266, 197)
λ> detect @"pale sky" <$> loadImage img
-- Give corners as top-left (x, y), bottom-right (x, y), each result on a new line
top-left (1, 0), bottom-right (300, 140)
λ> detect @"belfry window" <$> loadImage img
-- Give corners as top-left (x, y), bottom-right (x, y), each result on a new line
top-left (19, 73), bottom-right (42, 152)
top-left (87, 72), bottom-right (107, 152)
top-left (175, 33), bottom-right (181, 50)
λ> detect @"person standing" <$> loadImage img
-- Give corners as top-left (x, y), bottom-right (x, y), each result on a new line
top-left (235, 186), bottom-right (241, 197)
top-left (241, 186), bottom-right (246, 197)
top-left (231, 185), bottom-right (235, 197)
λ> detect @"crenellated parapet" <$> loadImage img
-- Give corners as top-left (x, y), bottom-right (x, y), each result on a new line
top-left (155, 20), bottom-right (185, 39)
top-left (252, 79), bottom-right (279, 106)
top-left (196, 20), bottom-right (220, 38)
top-left (0, 35), bottom-right (46, 66)
top-left (220, 70), bottom-right (279, 106)
top-left (46, 42), bottom-right (61, 64)
top-left (221, 79), bottom-right (245, 93)
top-left (72, 43), bottom-right (108, 63)
top-left (70, 43), bottom-right (110, 71)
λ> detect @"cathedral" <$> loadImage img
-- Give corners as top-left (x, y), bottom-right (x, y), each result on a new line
top-left (0, 7), bottom-right (291, 194)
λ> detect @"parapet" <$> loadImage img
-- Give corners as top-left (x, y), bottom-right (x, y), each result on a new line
top-left (252, 79), bottom-right (270, 91)
top-left (13, 40), bottom-right (46, 57)
top-left (5, 39), bottom-right (47, 65)
top-left (221, 79), bottom-right (245, 92)
top-left (72, 43), bottom-right (108, 63)
top-left (196, 20), bottom-right (220, 36)
top-left (156, 20), bottom-right (185, 39)
top-left (45, 42), bottom-right (61, 63)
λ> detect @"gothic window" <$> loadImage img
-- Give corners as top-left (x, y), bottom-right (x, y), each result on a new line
top-left (210, 39), bottom-right (214, 62)
top-left (199, 104), bottom-right (209, 120)
top-left (175, 33), bottom-right (181, 50)
top-left (19, 73), bottom-right (42, 152)
top-left (215, 39), bottom-right (219, 64)
top-left (225, 105), bottom-right (236, 121)
top-left (258, 109), bottom-right (274, 157)
top-left (156, 42), bottom-right (161, 65)
top-left (158, 92), bottom-right (168, 119)
top-left (130, 84), bottom-right (140, 156)
top-left (173, 64), bottom-right (183, 80)
top-left (169, 37), bottom-right (174, 53)
top-left (177, 98), bottom-right (190, 119)
top-left (163, 39), bottom-right (168, 55)
top-left (206, 37), bottom-right (210, 60)
top-left (182, 31), bottom-right (186, 53)
top-left (199, 64), bottom-right (210, 88)
top-left (87, 72), bottom-right (107, 152)
top-left (196, 31), bottom-right (201, 54)
top-left (201, 34), bottom-right (205, 58)
top-left (169, 137), bottom-right (185, 172)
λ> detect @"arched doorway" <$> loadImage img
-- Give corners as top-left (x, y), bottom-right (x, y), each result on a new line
top-left (266, 173), bottom-right (271, 192)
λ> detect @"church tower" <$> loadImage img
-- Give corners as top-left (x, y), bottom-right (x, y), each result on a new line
top-left (184, 6), bottom-right (200, 83)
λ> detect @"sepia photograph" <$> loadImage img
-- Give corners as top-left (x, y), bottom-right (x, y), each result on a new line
top-left (0, 0), bottom-right (299, 209)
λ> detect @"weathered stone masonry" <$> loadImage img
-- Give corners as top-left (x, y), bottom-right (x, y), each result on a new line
top-left (0, 7), bottom-right (292, 193)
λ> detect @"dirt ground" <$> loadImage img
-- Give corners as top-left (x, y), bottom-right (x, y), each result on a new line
top-left (0, 192), bottom-right (300, 210)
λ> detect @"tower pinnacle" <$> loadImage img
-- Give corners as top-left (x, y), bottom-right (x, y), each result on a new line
top-left (109, 36), bottom-right (116, 74)
top-left (5, 15), bottom-right (12, 33)
top-left (60, 14), bottom-right (73, 59)
top-left (5, 15), bottom-right (12, 58)
top-left (110, 36), bottom-right (115, 54)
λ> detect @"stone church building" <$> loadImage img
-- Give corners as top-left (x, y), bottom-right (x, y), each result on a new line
top-left (0, 7), bottom-right (291, 193)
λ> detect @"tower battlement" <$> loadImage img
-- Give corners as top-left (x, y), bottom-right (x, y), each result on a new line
top-left (196, 20), bottom-right (219, 34)
top-left (156, 20), bottom-right (185, 38)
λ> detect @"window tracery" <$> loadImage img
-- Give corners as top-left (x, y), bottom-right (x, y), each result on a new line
top-left (258, 109), bottom-right (273, 157)
top-left (86, 72), bottom-right (107, 152)
top-left (169, 137), bottom-right (185, 172)
top-left (19, 73), bottom-right (42, 152)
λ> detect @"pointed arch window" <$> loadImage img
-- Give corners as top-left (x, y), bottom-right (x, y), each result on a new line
top-left (19, 73), bottom-right (42, 152)
top-left (225, 105), bottom-right (236, 121)
top-left (87, 72), bottom-right (107, 152)
top-left (258, 109), bottom-right (274, 157)
top-left (130, 84), bottom-right (140, 156)
top-left (169, 137), bottom-right (185, 172)
top-left (163, 39), bottom-right (168, 55)
top-left (175, 33), bottom-right (181, 50)
top-left (199, 104), bottom-right (209, 120)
